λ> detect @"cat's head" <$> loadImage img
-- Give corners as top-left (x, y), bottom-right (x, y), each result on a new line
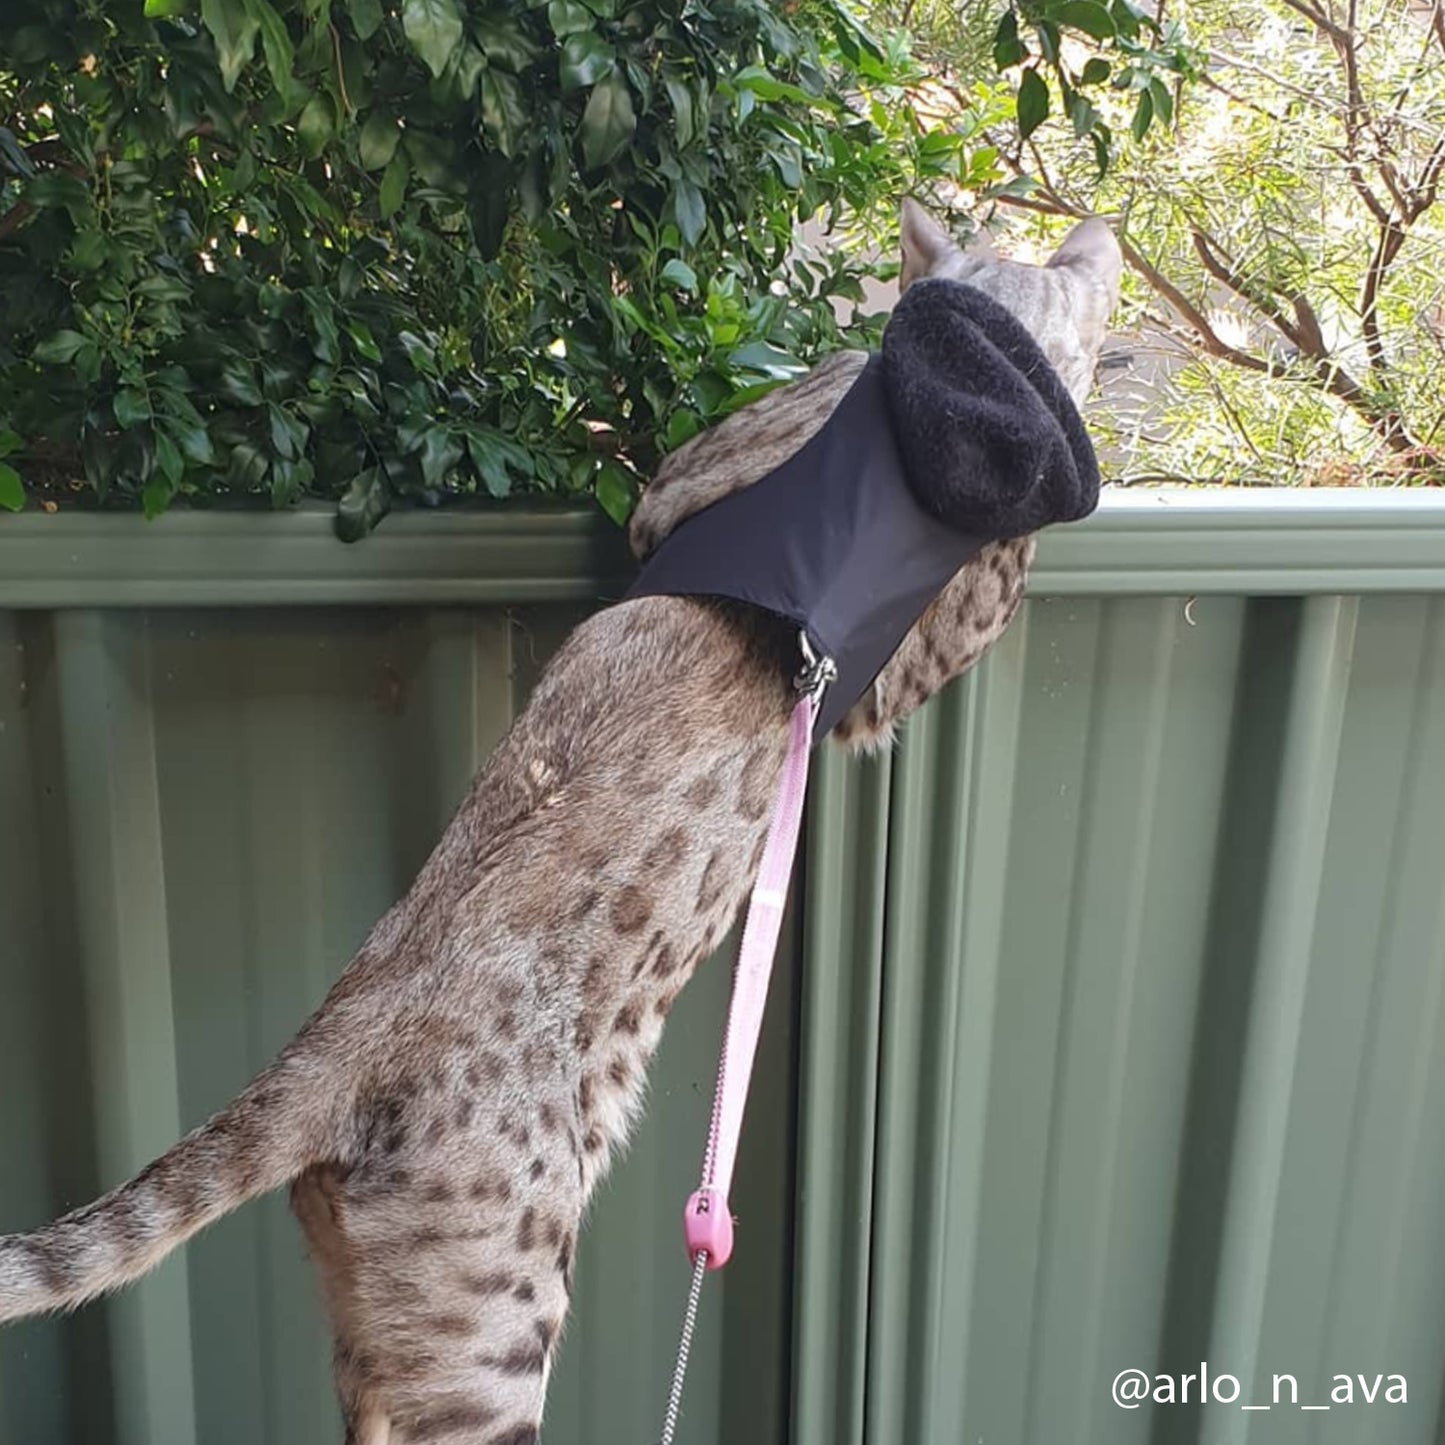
top-left (820, 200), bottom-right (1123, 749)
top-left (898, 197), bottom-right (1121, 404)
top-left (629, 200), bottom-right (1121, 747)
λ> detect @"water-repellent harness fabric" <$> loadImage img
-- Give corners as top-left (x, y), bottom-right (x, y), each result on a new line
top-left (627, 279), bottom-right (1102, 738)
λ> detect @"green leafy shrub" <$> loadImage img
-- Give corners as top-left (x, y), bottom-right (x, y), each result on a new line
top-left (0, 0), bottom-right (959, 534)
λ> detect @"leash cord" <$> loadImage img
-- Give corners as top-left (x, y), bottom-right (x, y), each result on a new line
top-left (654, 637), bottom-right (832, 1445)
top-left (658, 1251), bottom-right (710, 1445)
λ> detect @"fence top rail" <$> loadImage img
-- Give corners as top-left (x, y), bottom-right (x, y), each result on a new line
top-left (3, 488), bottom-right (1445, 608)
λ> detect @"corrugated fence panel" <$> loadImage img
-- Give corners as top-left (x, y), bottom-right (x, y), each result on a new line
top-left (793, 584), bottom-right (1445, 1445)
top-left (6, 493), bottom-right (1445, 1445)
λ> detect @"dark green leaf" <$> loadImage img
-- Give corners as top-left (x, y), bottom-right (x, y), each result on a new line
top-left (662, 409), bottom-right (702, 450)
top-left (718, 378), bottom-right (787, 415)
top-left (1131, 86), bottom-right (1154, 140)
top-left (396, 330), bottom-right (438, 374)
top-left (404, 128), bottom-right (459, 188)
top-left (270, 456), bottom-right (313, 506)
top-left (664, 76), bottom-right (697, 147)
top-left (417, 427), bottom-right (463, 488)
top-left (164, 415), bottom-right (215, 466)
top-left (336, 467), bottom-right (390, 540)
top-left (346, 320), bottom-right (382, 362)
top-left (473, 14), bottom-right (538, 71)
top-left (993, 10), bottom-right (1027, 68)
top-left (0, 431), bottom-right (21, 461)
top-left (24, 173), bottom-right (91, 222)
top-left (547, 0), bottom-right (593, 36)
top-left (986, 174), bottom-right (1040, 200)
top-left (114, 388), bottom-right (151, 429)
top-left (246, 0), bottom-right (298, 101)
top-left (142, 475), bottom-right (173, 519)
top-left (68, 231), bottom-right (109, 273)
top-left (5, 26), bottom-right (49, 65)
top-left (673, 178), bottom-right (705, 245)
top-left (359, 112), bottom-right (400, 170)
top-left (660, 258), bottom-right (697, 291)
top-left (201, 0), bottom-right (261, 91)
top-left (402, 0), bottom-right (464, 80)
top-left (298, 94), bottom-right (334, 157)
top-left (0, 128), bottom-right (35, 178)
top-left (136, 274), bottom-right (191, 303)
top-left (594, 459), bottom-right (635, 525)
top-left (1053, 0), bottom-right (1117, 39)
top-left (1149, 75), bottom-right (1175, 126)
top-left (218, 356), bottom-right (264, 406)
top-left (228, 442), bottom-right (269, 489)
top-left (268, 402), bottom-right (308, 459)
top-left (80, 425), bottom-right (114, 496)
top-left (468, 152), bottom-right (514, 258)
top-left (75, 344), bottom-right (103, 386)
top-left (729, 340), bottom-right (804, 378)
top-left (580, 71), bottom-right (636, 170)
top-left (440, 42), bottom-right (487, 102)
top-left (1017, 68), bottom-right (1049, 138)
top-left (560, 32), bottom-right (614, 91)
top-left (1081, 56), bottom-right (1111, 84)
top-left (466, 432), bottom-right (512, 497)
top-left (349, 0), bottom-right (383, 40)
top-left (379, 149), bottom-right (410, 218)
top-left (303, 292), bottom-right (341, 364)
top-left (733, 67), bottom-right (812, 105)
top-left (0, 462), bottom-right (22, 512)
top-left (33, 330), bottom-right (87, 365)
top-left (1092, 129), bottom-right (1111, 176)
top-left (1109, 0), bottom-right (1142, 39)
top-left (480, 71), bottom-right (527, 157)
top-left (154, 430), bottom-right (184, 487)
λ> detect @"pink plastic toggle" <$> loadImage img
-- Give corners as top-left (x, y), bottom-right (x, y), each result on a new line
top-left (683, 1188), bottom-right (734, 1271)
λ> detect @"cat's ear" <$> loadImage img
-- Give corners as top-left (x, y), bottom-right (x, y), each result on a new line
top-left (899, 198), bottom-right (958, 291)
top-left (1045, 217), bottom-right (1122, 302)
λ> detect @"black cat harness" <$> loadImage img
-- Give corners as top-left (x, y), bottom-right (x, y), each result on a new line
top-left (629, 278), bottom-right (1103, 736)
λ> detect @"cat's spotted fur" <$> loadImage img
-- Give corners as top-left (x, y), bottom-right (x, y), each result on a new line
top-left (0, 204), bottom-right (1120, 1444)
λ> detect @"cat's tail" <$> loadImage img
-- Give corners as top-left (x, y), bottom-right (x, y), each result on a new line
top-left (0, 1048), bottom-right (339, 1323)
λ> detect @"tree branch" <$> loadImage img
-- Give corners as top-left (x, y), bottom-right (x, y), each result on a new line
top-left (1190, 229), bottom-right (1306, 350)
top-left (1127, 234), bottom-right (1274, 373)
top-left (1360, 221), bottom-right (1405, 384)
top-left (1189, 227), bottom-right (1417, 450)
top-left (1411, 135), bottom-right (1445, 219)
top-left (0, 201), bottom-right (35, 240)
top-left (1276, 0), bottom-right (1346, 39)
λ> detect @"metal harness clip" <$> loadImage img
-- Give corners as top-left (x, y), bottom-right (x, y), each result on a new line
top-left (794, 631), bottom-right (837, 700)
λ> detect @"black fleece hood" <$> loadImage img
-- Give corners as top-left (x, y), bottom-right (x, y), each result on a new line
top-left (627, 279), bottom-right (1102, 737)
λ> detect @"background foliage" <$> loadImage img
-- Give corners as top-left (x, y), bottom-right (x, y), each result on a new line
top-left (0, 0), bottom-right (989, 533)
top-left (11, 0), bottom-right (1422, 527)
top-left (885, 0), bottom-right (1445, 486)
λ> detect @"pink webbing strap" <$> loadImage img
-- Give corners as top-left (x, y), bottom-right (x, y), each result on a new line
top-left (685, 689), bottom-right (819, 1272)
top-left (657, 659), bottom-right (829, 1445)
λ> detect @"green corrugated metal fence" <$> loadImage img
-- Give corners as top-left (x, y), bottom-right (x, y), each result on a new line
top-left (3, 492), bottom-right (1445, 1444)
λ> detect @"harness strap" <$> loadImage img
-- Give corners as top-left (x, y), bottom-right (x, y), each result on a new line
top-left (656, 657), bottom-right (828, 1445)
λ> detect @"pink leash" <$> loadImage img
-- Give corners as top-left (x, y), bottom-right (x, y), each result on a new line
top-left (656, 639), bottom-right (834, 1445)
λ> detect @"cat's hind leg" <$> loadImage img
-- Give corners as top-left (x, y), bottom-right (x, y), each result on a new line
top-left (292, 1166), bottom-right (395, 1445)
top-left (333, 1151), bottom-right (580, 1445)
